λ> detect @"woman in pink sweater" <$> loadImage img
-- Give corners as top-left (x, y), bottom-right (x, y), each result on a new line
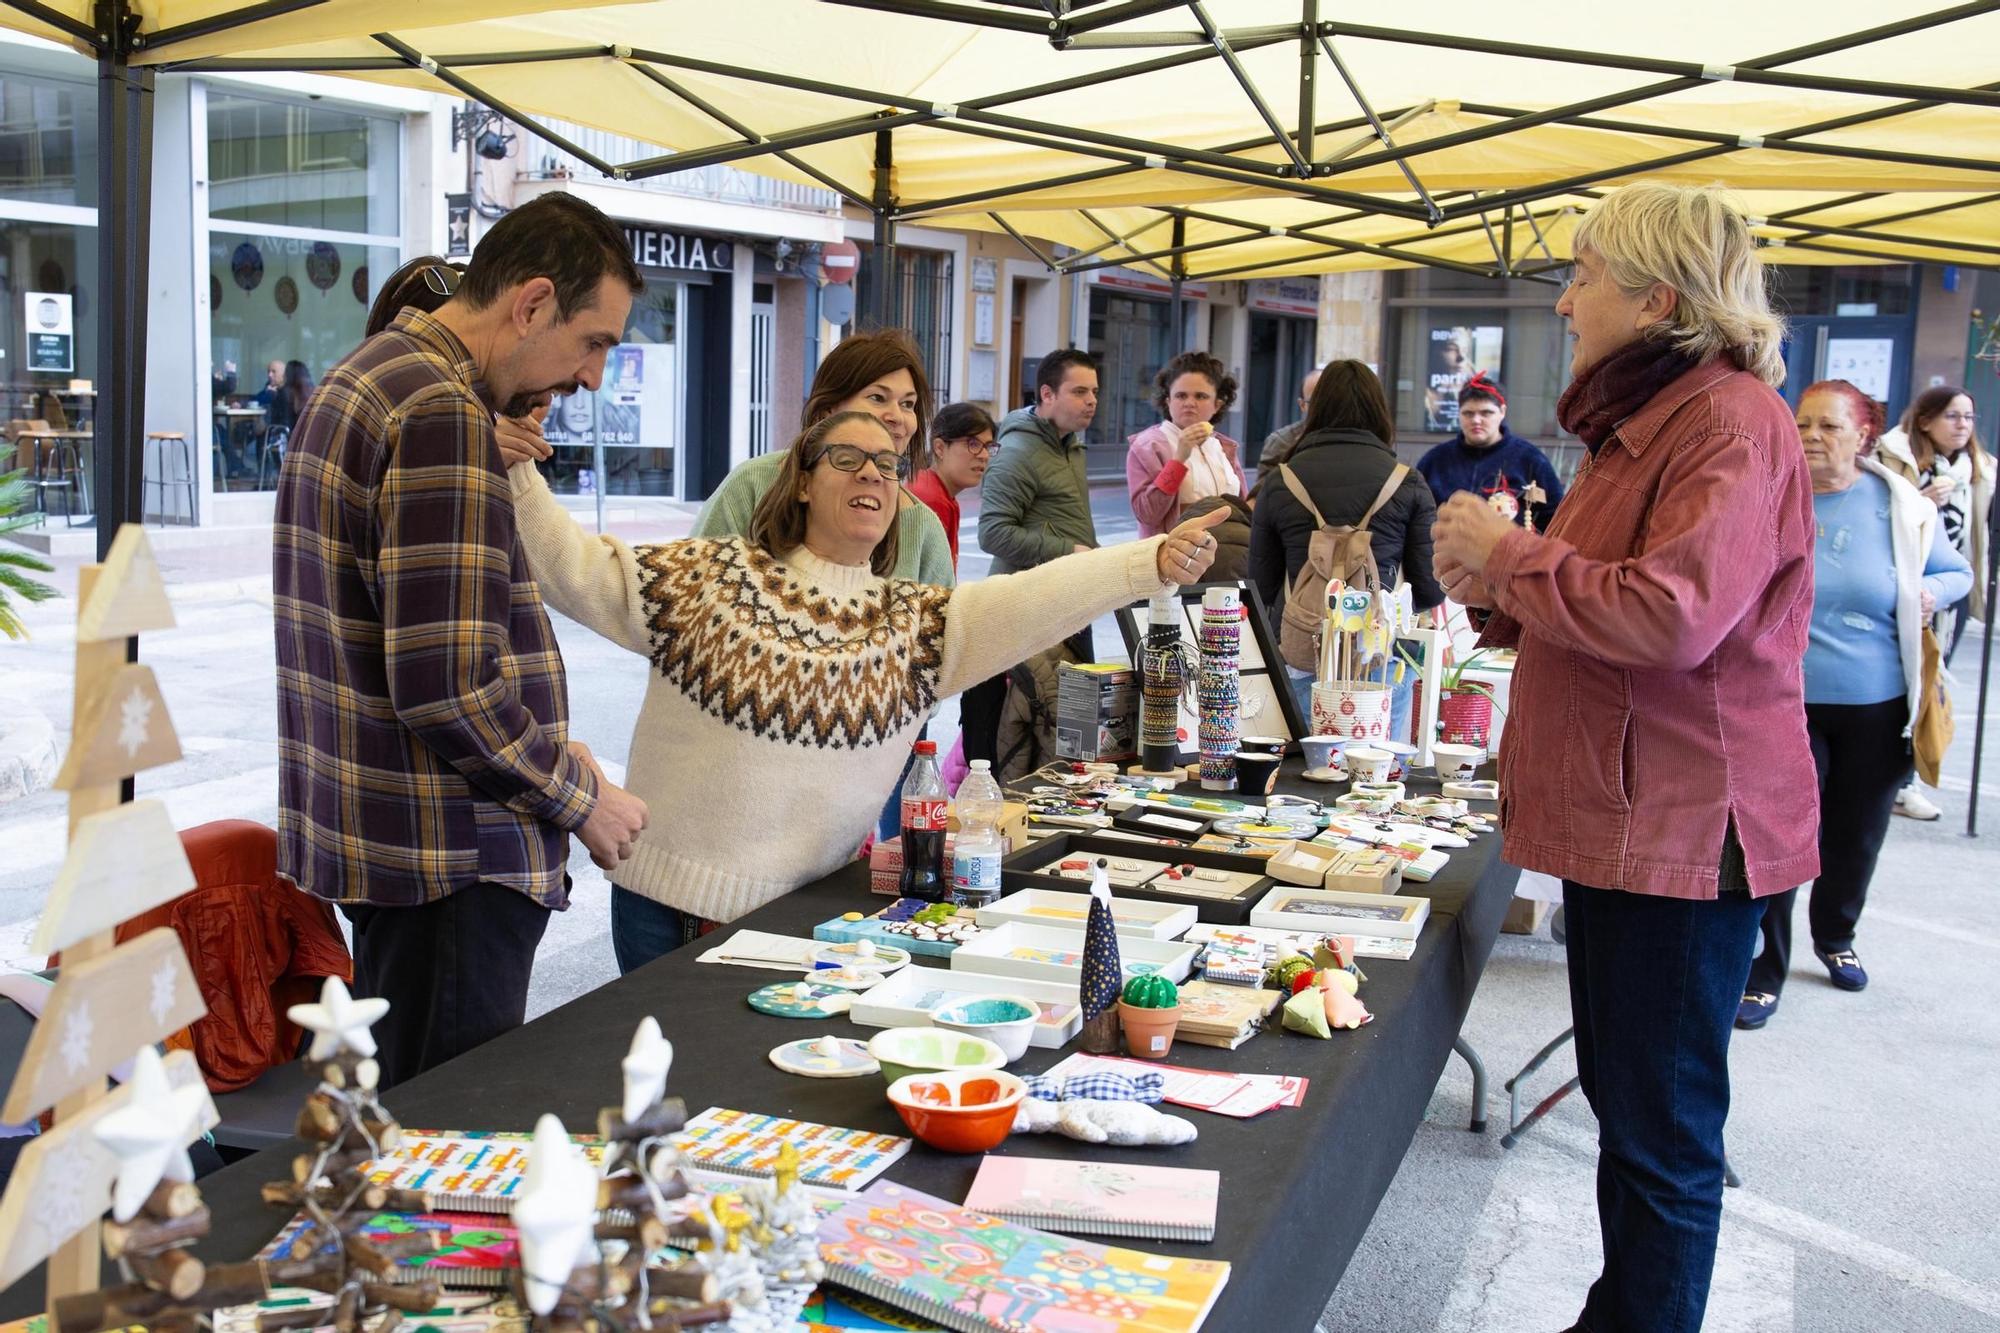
top-left (1125, 350), bottom-right (1245, 536)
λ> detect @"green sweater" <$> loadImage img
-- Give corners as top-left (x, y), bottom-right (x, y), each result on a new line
top-left (976, 406), bottom-right (1098, 575)
top-left (689, 450), bottom-right (956, 587)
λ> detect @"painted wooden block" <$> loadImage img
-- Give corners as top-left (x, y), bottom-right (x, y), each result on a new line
top-left (31, 800), bottom-right (196, 957)
top-left (1, 929), bottom-right (207, 1125)
top-left (74, 525), bottom-right (174, 644)
top-left (0, 1048), bottom-right (215, 1291)
top-left (52, 665), bottom-right (183, 792)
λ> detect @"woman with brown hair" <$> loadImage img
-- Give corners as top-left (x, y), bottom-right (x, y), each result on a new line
top-left (687, 328), bottom-right (954, 587)
top-left (1879, 384), bottom-right (1991, 660)
top-left (503, 409), bottom-right (1228, 972)
top-left (1124, 350), bottom-right (1244, 537)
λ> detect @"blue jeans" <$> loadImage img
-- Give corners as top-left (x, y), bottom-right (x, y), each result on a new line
top-left (1286, 668), bottom-right (1414, 743)
top-left (1561, 879), bottom-right (1762, 1333)
top-left (611, 887), bottom-right (717, 976)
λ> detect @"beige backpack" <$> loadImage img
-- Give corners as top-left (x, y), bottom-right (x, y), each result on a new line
top-left (1274, 461), bottom-right (1409, 674)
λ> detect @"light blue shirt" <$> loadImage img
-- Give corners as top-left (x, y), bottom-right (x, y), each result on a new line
top-left (1804, 471), bottom-right (1973, 705)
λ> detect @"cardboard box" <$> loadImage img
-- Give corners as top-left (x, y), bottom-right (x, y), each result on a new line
top-left (948, 799), bottom-right (1029, 852)
top-left (1501, 895), bottom-right (1551, 935)
top-left (1054, 662), bottom-right (1138, 762)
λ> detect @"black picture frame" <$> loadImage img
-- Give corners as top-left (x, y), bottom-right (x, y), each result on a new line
top-left (1113, 580), bottom-right (1309, 755)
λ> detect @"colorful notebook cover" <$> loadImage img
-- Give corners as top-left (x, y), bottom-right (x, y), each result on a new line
top-left (260, 1209), bottom-right (520, 1288)
top-left (674, 1108), bottom-right (910, 1193)
top-left (817, 1181), bottom-right (1230, 1333)
top-left (960, 1158), bottom-right (1218, 1243)
top-left (364, 1129), bottom-right (606, 1213)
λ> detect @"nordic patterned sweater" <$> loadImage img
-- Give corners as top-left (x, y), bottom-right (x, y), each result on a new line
top-left (509, 463), bottom-right (1170, 923)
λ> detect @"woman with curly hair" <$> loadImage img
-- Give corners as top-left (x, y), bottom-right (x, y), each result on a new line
top-left (1125, 350), bottom-right (1244, 536)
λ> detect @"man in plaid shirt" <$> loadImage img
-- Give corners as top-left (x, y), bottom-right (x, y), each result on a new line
top-left (275, 194), bottom-right (650, 1085)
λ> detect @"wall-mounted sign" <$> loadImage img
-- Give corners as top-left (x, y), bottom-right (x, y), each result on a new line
top-left (26, 292), bottom-right (73, 373)
top-left (625, 226), bottom-right (731, 274)
top-left (1247, 277), bottom-right (1319, 317)
top-left (1094, 268), bottom-right (1207, 300)
top-left (445, 194), bottom-right (472, 260)
top-left (821, 238), bottom-right (861, 286)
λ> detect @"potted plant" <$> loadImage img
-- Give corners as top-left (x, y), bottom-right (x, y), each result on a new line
top-left (1398, 645), bottom-right (1506, 748)
top-left (1118, 974), bottom-right (1181, 1057)
top-left (0, 469), bottom-right (57, 640)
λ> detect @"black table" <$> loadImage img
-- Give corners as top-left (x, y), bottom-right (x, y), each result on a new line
top-left (0, 767), bottom-right (1519, 1327)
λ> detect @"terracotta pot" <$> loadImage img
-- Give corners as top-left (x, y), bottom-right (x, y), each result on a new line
top-left (1118, 1000), bottom-right (1182, 1058)
top-left (1438, 688), bottom-right (1493, 748)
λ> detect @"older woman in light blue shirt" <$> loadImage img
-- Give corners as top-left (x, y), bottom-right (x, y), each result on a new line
top-left (1738, 380), bottom-right (1971, 1030)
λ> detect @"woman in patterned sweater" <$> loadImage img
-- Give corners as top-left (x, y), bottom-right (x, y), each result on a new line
top-left (507, 410), bottom-right (1226, 972)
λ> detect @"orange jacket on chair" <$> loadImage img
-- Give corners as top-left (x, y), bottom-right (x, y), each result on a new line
top-left (110, 819), bottom-right (353, 1092)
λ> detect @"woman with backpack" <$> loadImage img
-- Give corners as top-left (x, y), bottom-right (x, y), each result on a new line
top-left (1248, 360), bottom-right (1445, 726)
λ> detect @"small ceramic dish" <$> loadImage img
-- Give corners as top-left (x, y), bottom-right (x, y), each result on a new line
top-left (929, 995), bottom-right (1038, 1063)
top-left (808, 965), bottom-right (888, 991)
top-left (811, 939), bottom-right (911, 974)
top-left (885, 1068), bottom-right (1027, 1153)
top-left (865, 1026), bottom-right (1006, 1085)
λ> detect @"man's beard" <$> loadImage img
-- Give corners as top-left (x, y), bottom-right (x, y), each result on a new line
top-left (503, 384), bottom-right (577, 418)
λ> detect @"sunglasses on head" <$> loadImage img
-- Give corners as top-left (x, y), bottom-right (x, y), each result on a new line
top-left (812, 442), bottom-right (907, 481)
top-left (421, 264), bottom-right (460, 298)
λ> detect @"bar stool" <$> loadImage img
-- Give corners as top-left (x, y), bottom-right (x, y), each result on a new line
top-left (29, 433), bottom-right (89, 527)
top-left (144, 431), bottom-right (197, 526)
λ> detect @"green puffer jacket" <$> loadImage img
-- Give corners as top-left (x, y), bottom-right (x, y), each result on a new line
top-left (976, 407), bottom-right (1098, 575)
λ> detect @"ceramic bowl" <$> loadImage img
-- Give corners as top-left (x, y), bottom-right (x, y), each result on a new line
top-left (929, 995), bottom-right (1038, 1064)
top-left (886, 1068), bottom-right (1027, 1153)
top-left (865, 1026), bottom-right (1006, 1085)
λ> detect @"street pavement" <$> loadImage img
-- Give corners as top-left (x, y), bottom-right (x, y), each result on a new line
top-left (1, 486), bottom-right (1995, 1332)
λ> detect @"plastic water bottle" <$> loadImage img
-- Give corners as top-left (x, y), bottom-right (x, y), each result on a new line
top-left (951, 760), bottom-right (1006, 909)
top-left (897, 740), bottom-right (950, 903)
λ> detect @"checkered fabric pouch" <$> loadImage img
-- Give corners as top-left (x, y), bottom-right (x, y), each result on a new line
top-left (1021, 1070), bottom-right (1165, 1102)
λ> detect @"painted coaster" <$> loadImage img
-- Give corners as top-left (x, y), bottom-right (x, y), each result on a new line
top-left (1299, 767), bottom-right (1345, 784)
top-left (807, 965), bottom-right (887, 991)
top-left (810, 939), bottom-right (910, 974)
top-left (768, 1035), bottom-right (880, 1078)
top-left (748, 980), bottom-right (857, 1018)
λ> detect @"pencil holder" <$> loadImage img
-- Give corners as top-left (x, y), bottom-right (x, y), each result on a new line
top-left (1312, 681), bottom-right (1392, 742)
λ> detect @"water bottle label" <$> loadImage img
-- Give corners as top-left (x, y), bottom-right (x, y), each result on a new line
top-left (902, 797), bottom-right (950, 832)
top-left (952, 849), bottom-right (1002, 892)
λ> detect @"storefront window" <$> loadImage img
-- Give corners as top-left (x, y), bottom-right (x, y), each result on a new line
top-left (542, 281), bottom-right (682, 496)
top-left (1088, 288), bottom-right (1173, 474)
top-left (1385, 272), bottom-right (1569, 446)
top-left (0, 220), bottom-right (96, 427)
top-left (0, 68), bottom-right (96, 208)
top-left (207, 91), bottom-right (399, 235)
top-left (1769, 264), bottom-right (1916, 318)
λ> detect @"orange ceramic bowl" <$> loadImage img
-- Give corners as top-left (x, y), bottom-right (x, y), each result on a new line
top-left (885, 1068), bottom-right (1027, 1154)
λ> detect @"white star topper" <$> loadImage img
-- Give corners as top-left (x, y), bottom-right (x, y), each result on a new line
top-left (621, 1017), bottom-right (673, 1123)
top-left (94, 1047), bottom-right (210, 1222)
top-left (286, 976), bottom-right (390, 1061)
top-left (513, 1114), bottom-right (599, 1316)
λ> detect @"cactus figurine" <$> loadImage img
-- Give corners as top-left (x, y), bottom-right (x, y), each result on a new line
top-left (1122, 974), bottom-right (1179, 1009)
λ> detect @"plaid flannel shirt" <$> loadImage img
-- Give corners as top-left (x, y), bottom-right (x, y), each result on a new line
top-left (273, 308), bottom-right (596, 909)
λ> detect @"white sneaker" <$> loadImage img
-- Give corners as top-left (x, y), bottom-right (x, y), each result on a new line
top-left (1894, 786), bottom-right (1943, 821)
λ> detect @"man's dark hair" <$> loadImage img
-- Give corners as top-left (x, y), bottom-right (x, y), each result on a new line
top-left (1035, 347), bottom-right (1097, 397)
top-left (1302, 359), bottom-right (1395, 445)
top-left (459, 194), bottom-right (643, 320)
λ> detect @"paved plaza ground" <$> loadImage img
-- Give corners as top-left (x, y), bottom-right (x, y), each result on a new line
top-left (3, 487), bottom-right (1996, 1332)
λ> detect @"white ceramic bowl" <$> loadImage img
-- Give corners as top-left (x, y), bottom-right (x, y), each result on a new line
top-left (929, 994), bottom-right (1039, 1064)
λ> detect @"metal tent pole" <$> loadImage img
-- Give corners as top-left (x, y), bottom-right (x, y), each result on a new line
top-left (95, 0), bottom-right (152, 562)
top-left (1967, 532), bottom-right (1997, 837)
top-left (870, 130), bottom-right (899, 328)
top-left (1169, 214), bottom-right (1187, 338)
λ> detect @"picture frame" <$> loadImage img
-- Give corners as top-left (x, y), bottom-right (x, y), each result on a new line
top-left (1114, 580), bottom-right (1308, 756)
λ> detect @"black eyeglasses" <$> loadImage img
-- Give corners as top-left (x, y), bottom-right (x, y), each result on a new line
top-left (941, 435), bottom-right (997, 455)
top-left (421, 264), bottom-right (460, 298)
top-left (812, 442), bottom-right (908, 481)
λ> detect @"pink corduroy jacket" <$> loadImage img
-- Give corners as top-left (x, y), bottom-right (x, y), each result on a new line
top-left (1477, 358), bottom-right (1820, 899)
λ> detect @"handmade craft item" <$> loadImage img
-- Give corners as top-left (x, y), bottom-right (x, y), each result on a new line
top-left (1012, 1096), bottom-right (1199, 1146)
top-left (1134, 589), bottom-right (1193, 779)
top-left (1196, 587), bottom-right (1241, 790)
top-left (1118, 974), bottom-right (1182, 1058)
top-left (1077, 861), bottom-right (1124, 1054)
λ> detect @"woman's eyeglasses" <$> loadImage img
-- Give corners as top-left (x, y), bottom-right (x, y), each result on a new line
top-left (813, 442), bottom-right (908, 481)
top-left (942, 435), bottom-right (997, 455)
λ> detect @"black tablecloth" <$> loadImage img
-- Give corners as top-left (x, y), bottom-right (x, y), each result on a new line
top-left (0, 766), bottom-right (1519, 1328)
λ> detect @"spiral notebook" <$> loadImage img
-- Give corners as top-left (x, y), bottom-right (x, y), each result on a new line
top-left (673, 1107), bottom-right (911, 1193)
top-left (961, 1157), bottom-right (1218, 1243)
top-left (260, 1209), bottom-right (520, 1288)
top-left (365, 1129), bottom-right (606, 1213)
top-left (817, 1181), bottom-right (1230, 1333)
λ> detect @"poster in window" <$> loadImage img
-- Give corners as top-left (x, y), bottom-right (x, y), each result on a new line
top-left (26, 292), bottom-right (74, 374)
top-left (1424, 323), bottom-right (1504, 433)
top-left (543, 344), bottom-right (676, 453)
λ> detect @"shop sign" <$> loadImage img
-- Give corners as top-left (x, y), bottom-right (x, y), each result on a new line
top-left (1094, 268), bottom-right (1206, 300)
top-left (1248, 277), bottom-right (1320, 317)
top-left (26, 292), bottom-right (73, 374)
top-left (625, 226), bottom-right (731, 274)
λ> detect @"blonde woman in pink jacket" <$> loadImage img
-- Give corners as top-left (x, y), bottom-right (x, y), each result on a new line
top-left (1125, 350), bottom-right (1245, 537)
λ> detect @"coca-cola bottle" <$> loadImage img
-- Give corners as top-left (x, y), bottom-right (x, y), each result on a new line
top-left (897, 740), bottom-right (950, 903)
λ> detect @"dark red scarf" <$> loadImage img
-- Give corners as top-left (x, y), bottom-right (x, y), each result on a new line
top-left (1557, 338), bottom-right (1699, 452)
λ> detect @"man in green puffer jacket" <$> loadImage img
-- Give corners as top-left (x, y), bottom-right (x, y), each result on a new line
top-left (964, 347), bottom-right (1102, 761)
top-left (978, 348), bottom-right (1101, 575)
